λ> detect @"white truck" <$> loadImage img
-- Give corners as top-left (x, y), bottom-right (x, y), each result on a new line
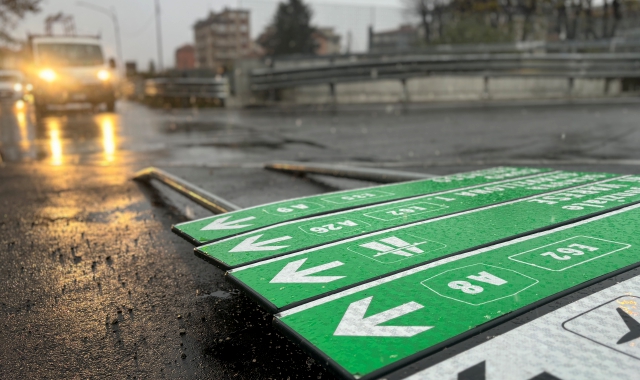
top-left (28, 35), bottom-right (116, 114)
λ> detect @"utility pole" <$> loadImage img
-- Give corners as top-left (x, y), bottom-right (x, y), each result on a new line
top-left (76, 2), bottom-right (123, 73)
top-left (154, 0), bottom-right (164, 71)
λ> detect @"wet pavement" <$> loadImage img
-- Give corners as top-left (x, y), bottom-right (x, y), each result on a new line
top-left (1, 97), bottom-right (640, 379)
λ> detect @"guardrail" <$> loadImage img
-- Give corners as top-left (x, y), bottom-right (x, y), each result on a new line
top-left (250, 53), bottom-right (640, 92)
top-left (144, 77), bottom-right (229, 104)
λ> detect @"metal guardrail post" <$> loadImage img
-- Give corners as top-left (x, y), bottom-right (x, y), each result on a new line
top-left (133, 167), bottom-right (240, 214)
top-left (265, 161), bottom-right (436, 183)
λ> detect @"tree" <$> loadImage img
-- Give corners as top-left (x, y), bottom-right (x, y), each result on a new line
top-left (260, 0), bottom-right (316, 56)
top-left (0, 0), bottom-right (41, 44)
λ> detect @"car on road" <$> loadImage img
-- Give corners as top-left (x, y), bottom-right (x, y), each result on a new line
top-left (27, 34), bottom-right (116, 115)
top-left (0, 70), bottom-right (26, 100)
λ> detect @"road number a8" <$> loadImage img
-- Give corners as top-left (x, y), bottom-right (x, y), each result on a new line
top-left (448, 271), bottom-right (507, 295)
top-left (449, 271), bottom-right (507, 294)
top-left (541, 243), bottom-right (598, 261)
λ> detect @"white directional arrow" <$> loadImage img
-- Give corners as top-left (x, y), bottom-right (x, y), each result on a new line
top-left (229, 234), bottom-right (292, 253)
top-left (333, 296), bottom-right (433, 337)
top-left (201, 216), bottom-right (256, 231)
top-left (270, 258), bottom-right (345, 283)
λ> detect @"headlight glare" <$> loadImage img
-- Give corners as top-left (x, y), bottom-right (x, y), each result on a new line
top-left (39, 69), bottom-right (56, 82)
top-left (97, 70), bottom-right (110, 81)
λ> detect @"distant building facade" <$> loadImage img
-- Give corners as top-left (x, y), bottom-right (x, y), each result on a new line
top-left (193, 8), bottom-right (250, 70)
top-left (313, 28), bottom-right (341, 55)
top-left (369, 24), bottom-right (420, 53)
top-left (175, 44), bottom-right (195, 70)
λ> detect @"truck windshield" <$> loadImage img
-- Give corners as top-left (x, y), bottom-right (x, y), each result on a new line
top-left (36, 43), bottom-right (104, 67)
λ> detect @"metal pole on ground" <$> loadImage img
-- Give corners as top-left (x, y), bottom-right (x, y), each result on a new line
top-left (133, 167), bottom-right (240, 214)
top-left (264, 161), bottom-right (436, 183)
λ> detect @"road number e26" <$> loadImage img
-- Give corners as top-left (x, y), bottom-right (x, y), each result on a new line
top-left (309, 220), bottom-right (358, 234)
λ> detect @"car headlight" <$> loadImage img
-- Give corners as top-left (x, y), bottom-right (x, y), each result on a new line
top-left (97, 70), bottom-right (111, 81)
top-left (39, 69), bottom-right (56, 82)
top-left (13, 83), bottom-right (23, 92)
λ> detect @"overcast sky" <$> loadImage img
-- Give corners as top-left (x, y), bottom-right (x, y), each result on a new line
top-left (15, 0), bottom-right (408, 69)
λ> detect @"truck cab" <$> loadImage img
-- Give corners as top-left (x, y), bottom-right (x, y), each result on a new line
top-left (28, 35), bottom-right (116, 114)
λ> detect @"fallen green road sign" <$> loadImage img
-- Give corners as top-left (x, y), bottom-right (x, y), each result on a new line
top-left (198, 171), bottom-right (614, 269)
top-left (172, 167), bottom-right (547, 245)
top-left (228, 176), bottom-right (640, 312)
top-left (274, 201), bottom-right (640, 380)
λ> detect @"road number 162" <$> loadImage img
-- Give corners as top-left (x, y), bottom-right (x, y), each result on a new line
top-left (541, 243), bottom-right (599, 261)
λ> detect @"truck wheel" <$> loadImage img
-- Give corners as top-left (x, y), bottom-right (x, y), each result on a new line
top-left (106, 100), bottom-right (116, 112)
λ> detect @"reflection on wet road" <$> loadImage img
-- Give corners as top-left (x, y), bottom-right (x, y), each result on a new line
top-left (0, 100), bottom-right (121, 166)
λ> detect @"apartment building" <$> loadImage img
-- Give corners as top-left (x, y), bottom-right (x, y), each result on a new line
top-left (193, 8), bottom-right (250, 70)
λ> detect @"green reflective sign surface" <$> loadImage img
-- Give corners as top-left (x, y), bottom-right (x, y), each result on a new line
top-left (172, 167), bottom-right (547, 245)
top-left (229, 176), bottom-right (640, 312)
top-left (276, 200), bottom-right (640, 380)
top-left (199, 171), bottom-right (613, 269)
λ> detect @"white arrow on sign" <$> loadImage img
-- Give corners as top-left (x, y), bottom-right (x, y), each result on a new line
top-left (334, 296), bottom-right (433, 337)
top-left (201, 216), bottom-right (256, 231)
top-left (270, 258), bottom-right (345, 283)
top-left (229, 234), bottom-right (292, 253)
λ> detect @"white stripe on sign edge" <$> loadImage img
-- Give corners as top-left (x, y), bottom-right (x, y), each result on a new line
top-left (174, 167), bottom-right (544, 227)
top-left (232, 175), bottom-right (630, 273)
top-left (201, 170), bottom-right (565, 248)
top-left (277, 200), bottom-right (640, 318)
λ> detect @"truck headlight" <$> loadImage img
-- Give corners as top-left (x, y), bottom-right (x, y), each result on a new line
top-left (39, 69), bottom-right (56, 82)
top-left (97, 70), bottom-right (111, 81)
top-left (13, 83), bottom-right (23, 92)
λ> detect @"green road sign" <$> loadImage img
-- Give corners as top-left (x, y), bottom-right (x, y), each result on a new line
top-left (275, 201), bottom-right (640, 380)
top-left (172, 167), bottom-right (547, 245)
top-left (228, 176), bottom-right (640, 312)
top-left (198, 171), bottom-right (614, 269)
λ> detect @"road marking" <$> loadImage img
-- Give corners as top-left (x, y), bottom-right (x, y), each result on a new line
top-left (229, 234), bottom-right (292, 253)
top-left (270, 258), bottom-right (345, 283)
top-left (333, 296), bottom-right (433, 338)
top-left (201, 216), bottom-right (256, 231)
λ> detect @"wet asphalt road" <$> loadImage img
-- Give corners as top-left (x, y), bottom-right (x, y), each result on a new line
top-left (1, 97), bottom-right (640, 379)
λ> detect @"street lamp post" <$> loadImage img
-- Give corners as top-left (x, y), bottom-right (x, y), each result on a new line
top-left (154, 0), bottom-right (164, 72)
top-left (76, 2), bottom-right (124, 74)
